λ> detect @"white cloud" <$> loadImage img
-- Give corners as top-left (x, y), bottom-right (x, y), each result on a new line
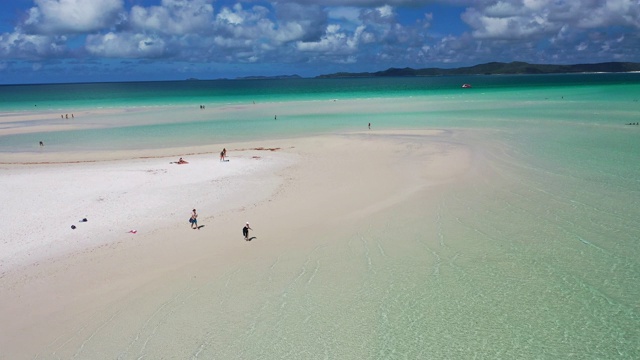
top-left (130, 0), bottom-right (214, 35)
top-left (328, 7), bottom-right (361, 23)
top-left (463, 0), bottom-right (640, 41)
top-left (216, 4), bottom-right (246, 26)
top-left (212, 35), bottom-right (251, 49)
top-left (574, 0), bottom-right (640, 28)
top-left (0, 32), bottom-right (66, 59)
top-left (86, 32), bottom-right (166, 58)
top-left (296, 23), bottom-right (363, 54)
top-left (376, 5), bottom-right (394, 18)
top-left (3, 0), bottom-right (640, 80)
top-left (273, 22), bottom-right (307, 43)
top-left (462, 6), bottom-right (558, 40)
top-left (296, 24), bottom-right (344, 52)
top-left (23, 0), bottom-right (124, 35)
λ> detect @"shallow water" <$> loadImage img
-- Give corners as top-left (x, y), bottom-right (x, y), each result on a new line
top-left (39, 127), bottom-right (638, 359)
top-left (190, 128), bottom-right (639, 359)
top-left (2, 75), bottom-right (639, 358)
top-left (1, 73), bottom-right (639, 153)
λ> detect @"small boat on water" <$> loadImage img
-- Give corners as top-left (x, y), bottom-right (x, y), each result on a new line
top-left (461, 83), bottom-right (472, 88)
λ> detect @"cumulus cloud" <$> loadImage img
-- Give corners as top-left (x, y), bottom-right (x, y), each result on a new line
top-left (0, 32), bottom-right (66, 59)
top-left (273, 3), bottom-right (327, 42)
top-left (328, 7), bottom-right (361, 24)
top-left (281, 0), bottom-right (449, 6)
top-left (461, 5), bottom-right (558, 40)
top-left (463, 0), bottom-right (640, 41)
top-left (2, 0), bottom-right (640, 80)
top-left (23, 0), bottom-right (125, 35)
top-left (86, 32), bottom-right (167, 58)
top-left (297, 24), bottom-right (364, 54)
top-left (129, 0), bottom-right (214, 35)
top-left (574, 0), bottom-right (640, 28)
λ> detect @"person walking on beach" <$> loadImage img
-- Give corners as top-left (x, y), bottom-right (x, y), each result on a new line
top-left (190, 209), bottom-right (198, 229)
top-left (220, 150), bottom-right (225, 161)
top-left (243, 222), bottom-right (252, 240)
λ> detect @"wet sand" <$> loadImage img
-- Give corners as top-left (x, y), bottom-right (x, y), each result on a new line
top-left (0, 129), bottom-right (471, 358)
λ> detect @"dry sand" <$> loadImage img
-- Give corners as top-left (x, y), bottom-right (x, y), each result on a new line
top-left (0, 129), bottom-right (472, 358)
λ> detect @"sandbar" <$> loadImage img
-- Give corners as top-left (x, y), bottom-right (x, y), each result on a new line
top-left (0, 129), bottom-right (472, 358)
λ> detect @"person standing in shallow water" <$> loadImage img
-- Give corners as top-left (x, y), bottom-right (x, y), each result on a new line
top-left (190, 209), bottom-right (198, 229)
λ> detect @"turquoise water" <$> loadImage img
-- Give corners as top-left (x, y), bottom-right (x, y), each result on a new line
top-left (2, 74), bottom-right (640, 358)
top-left (1, 73), bottom-right (639, 153)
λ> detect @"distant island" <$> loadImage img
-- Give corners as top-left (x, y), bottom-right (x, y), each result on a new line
top-left (221, 61), bottom-right (640, 81)
top-left (315, 61), bottom-right (640, 78)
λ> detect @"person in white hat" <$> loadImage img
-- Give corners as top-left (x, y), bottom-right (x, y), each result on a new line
top-left (243, 222), bottom-right (252, 240)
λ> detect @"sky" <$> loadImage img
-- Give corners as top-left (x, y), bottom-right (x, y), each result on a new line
top-left (1, 0), bottom-right (639, 84)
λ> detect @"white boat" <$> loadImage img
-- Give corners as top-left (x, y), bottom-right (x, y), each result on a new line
top-left (461, 83), bottom-right (472, 88)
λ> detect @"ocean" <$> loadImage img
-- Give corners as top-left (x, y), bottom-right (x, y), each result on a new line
top-left (1, 73), bottom-right (639, 152)
top-left (1, 74), bottom-right (639, 358)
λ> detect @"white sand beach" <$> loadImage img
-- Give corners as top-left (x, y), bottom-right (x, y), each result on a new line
top-left (0, 126), bottom-right (472, 358)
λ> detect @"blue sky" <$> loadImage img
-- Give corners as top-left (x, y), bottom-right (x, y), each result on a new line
top-left (1, 0), bottom-right (639, 84)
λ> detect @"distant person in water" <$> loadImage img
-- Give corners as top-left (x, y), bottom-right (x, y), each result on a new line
top-left (39, 141), bottom-right (44, 146)
top-left (368, 122), bottom-right (371, 129)
top-left (274, 115), bottom-right (277, 120)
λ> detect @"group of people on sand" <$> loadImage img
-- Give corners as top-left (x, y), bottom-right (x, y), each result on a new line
top-left (189, 208), bottom-right (253, 240)
top-left (175, 148), bottom-right (227, 165)
top-left (180, 150), bottom-right (251, 238)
